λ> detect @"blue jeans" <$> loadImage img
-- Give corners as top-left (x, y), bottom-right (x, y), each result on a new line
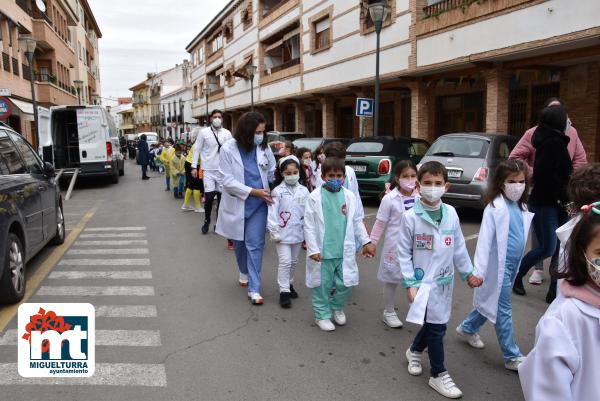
top-left (232, 205), bottom-right (267, 294)
top-left (165, 175), bottom-right (170, 190)
top-left (460, 258), bottom-right (522, 361)
top-left (411, 311), bottom-right (447, 376)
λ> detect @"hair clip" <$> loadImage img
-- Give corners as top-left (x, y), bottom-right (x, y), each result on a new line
top-left (581, 202), bottom-right (600, 215)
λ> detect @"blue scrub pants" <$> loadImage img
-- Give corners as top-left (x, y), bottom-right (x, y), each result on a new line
top-left (460, 257), bottom-right (522, 361)
top-left (232, 205), bottom-right (267, 294)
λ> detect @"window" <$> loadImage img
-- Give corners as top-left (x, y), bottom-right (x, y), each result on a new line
top-left (242, 1), bottom-right (253, 29)
top-left (360, 0), bottom-right (394, 34)
top-left (78, 42), bottom-right (82, 60)
top-left (0, 134), bottom-right (27, 174)
top-left (314, 17), bottom-right (331, 51)
top-left (223, 19), bottom-right (234, 42)
top-left (262, 24), bottom-right (301, 76)
top-left (209, 32), bottom-right (223, 56)
top-left (198, 47), bottom-right (204, 63)
top-left (8, 22), bottom-right (13, 47)
top-left (10, 133), bottom-right (43, 175)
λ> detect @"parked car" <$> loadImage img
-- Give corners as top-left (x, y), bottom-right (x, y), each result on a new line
top-left (42, 105), bottom-right (124, 184)
top-left (419, 133), bottom-right (518, 209)
top-left (267, 131), bottom-right (305, 155)
top-left (0, 125), bottom-right (65, 304)
top-left (292, 137), bottom-right (353, 153)
top-left (345, 136), bottom-right (430, 197)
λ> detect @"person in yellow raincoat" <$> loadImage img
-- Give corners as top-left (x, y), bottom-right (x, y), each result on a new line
top-left (170, 144), bottom-right (187, 198)
top-left (159, 139), bottom-right (175, 191)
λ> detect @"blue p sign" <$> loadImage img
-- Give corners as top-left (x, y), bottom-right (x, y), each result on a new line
top-left (356, 98), bottom-right (374, 117)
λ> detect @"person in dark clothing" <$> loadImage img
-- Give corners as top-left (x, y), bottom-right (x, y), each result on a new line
top-left (137, 134), bottom-right (151, 180)
top-left (119, 135), bottom-right (127, 159)
top-left (513, 105), bottom-right (573, 298)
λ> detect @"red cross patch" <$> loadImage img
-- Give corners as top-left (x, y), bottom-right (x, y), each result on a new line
top-left (444, 236), bottom-right (453, 247)
top-left (341, 204), bottom-right (347, 216)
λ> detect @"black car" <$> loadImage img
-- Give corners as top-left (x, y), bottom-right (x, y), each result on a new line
top-left (0, 125), bottom-right (65, 304)
top-left (292, 137), bottom-right (353, 153)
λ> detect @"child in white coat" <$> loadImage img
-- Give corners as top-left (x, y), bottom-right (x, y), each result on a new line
top-left (268, 155), bottom-right (310, 308)
top-left (304, 157), bottom-right (375, 332)
top-left (370, 160), bottom-right (418, 328)
top-left (519, 202), bottom-right (600, 401)
top-left (456, 160), bottom-right (534, 372)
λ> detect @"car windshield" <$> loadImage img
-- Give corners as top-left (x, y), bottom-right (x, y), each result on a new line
top-left (346, 142), bottom-right (384, 153)
top-left (293, 138), bottom-right (322, 152)
top-left (428, 137), bottom-right (489, 158)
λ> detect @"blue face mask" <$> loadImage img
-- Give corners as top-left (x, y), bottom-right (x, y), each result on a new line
top-left (324, 178), bottom-right (343, 192)
top-left (254, 134), bottom-right (263, 146)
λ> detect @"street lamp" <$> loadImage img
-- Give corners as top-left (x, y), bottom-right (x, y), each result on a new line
top-left (74, 80), bottom-right (84, 105)
top-left (244, 64), bottom-right (257, 111)
top-left (202, 84), bottom-right (212, 126)
top-left (369, 1), bottom-right (389, 137)
top-left (18, 36), bottom-right (39, 149)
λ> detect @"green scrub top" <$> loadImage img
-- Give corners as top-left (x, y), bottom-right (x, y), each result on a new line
top-left (321, 188), bottom-right (347, 260)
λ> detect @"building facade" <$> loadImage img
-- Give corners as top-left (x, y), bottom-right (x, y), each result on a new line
top-left (0, 0), bottom-right (102, 146)
top-left (129, 79), bottom-right (152, 133)
top-left (185, 0), bottom-right (600, 160)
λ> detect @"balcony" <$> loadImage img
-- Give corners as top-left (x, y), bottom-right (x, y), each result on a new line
top-left (35, 80), bottom-right (78, 106)
top-left (259, 0), bottom-right (299, 28)
top-left (32, 19), bottom-right (76, 64)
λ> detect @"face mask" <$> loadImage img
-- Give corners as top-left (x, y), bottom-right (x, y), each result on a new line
top-left (585, 256), bottom-right (600, 287)
top-left (324, 178), bottom-right (343, 192)
top-left (212, 117), bottom-right (222, 128)
top-left (504, 183), bottom-right (526, 202)
top-left (254, 134), bottom-right (263, 146)
top-left (302, 159), bottom-right (312, 167)
top-left (317, 154), bottom-right (326, 164)
top-left (279, 148), bottom-right (286, 156)
top-left (565, 118), bottom-right (572, 134)
top-left (175, 152), bottom-right (182, 157)
top-left (419, 185), bottom-right (445, 204)
top-left (284, 174), bottom-right (299, 186)
top-left (398, 178), bottom-right (417, 192)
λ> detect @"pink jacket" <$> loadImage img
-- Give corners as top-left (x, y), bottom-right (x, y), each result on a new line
top-left (509, 125), bottom-right (587, 178)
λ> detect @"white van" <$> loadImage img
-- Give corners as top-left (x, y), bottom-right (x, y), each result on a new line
top-left (43, 105), bottom-right (124, 183)
top-left (137, 132), bottom-right (158, 147)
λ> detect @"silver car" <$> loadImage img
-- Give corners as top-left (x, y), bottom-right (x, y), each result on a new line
top-left (419, 133), bottom-right (518, 209)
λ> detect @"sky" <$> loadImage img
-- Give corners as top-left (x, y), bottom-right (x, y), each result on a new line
top-left (89, 0), bottom-right (229, 102)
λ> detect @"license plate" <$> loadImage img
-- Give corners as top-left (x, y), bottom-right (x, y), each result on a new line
top-left (448, 170), bottom-right (462, 179)
top-left (350, 165), bottom-right (367, 173)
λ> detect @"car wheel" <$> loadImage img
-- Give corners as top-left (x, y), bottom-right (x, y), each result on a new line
top-left (0, 233), bottom-right (26, 304)
top-left (119, 164), bottom-right (125, 176)
top-left (50, 204), bottom-right (66, 245)
top-left (111, 170), bottom-right (119, 184)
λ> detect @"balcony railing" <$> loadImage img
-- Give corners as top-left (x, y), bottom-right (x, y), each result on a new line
top-left (423, 0), bottom-right (473, 18)
top-left (266, 58), bottom-right (300, 75)
top-left (262, 0), bottom-right (286, 17)
top-left (35, 73), bottom-right (57, 84)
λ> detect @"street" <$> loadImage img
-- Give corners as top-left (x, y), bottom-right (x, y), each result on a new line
top-left (0, 160), bottom-right (550, 401)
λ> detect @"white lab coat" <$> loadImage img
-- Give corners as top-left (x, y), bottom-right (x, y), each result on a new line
top-left (375, 188), bottom-right (416, 283)
top-left (396, 199), bottom-right (474, 325)
top-left (191, 126), bottom-right (233, 170)
top-left (304, 187), bottom-right (370, 288)
top-left (314, 165), bottom-right (364, 220)
top-left (519, 292), bottom-right (600, 401)
top-left (472, 195), bottom-right (534, 324)
top-left (216, 139), bottom-right (276, 241)
top-left (267, 182), bottom-right (310, 244)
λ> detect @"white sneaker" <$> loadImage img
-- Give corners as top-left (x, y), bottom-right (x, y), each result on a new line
top-left (315, 319), bottom-right (335, 331)
top-left (181, 204), bottom-right (194, 212)
top-left (238, 273), bottom-right (248, 287)
top-left (456, 325), bottom-right (485, 349)
top-left (194, 207), bottom-right (205, 213)
top-left (332, 310), bottom-right (347, 326)
top-left (247, 292), bottom-right (263, 305)
top-left (406, 348), bottom-right (422, 376)
top-left (529, 270), bottom-right (544, 285)
top-left (504, 356), bottom-right (525, 371)
top-left (429, 372), bottom-right (463, 399)
top-left (382, 310), bottom-right (403, 328)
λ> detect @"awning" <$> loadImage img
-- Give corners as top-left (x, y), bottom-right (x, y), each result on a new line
top-left (8, 98), bottom-right (34, 115)
top-left (283, 28), bottom-right (300, 42)
top-left (265, 39), bottom-right (283, 53)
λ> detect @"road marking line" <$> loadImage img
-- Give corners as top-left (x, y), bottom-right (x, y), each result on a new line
top-left (0, 329), bottom-right (161, 346)
top-left (464, 234), bottom-right (480, 242)
top-left (79, 233), bottom-right (147, 238)
top-left (95, 305), bottom-right (157, 318)
top-left (58, 258), bottom-right (151, 266)
top-left (67, 248), bottom-right (149, 255)
top-left (0, 363), bottom-right (167, 386)
top-left (36, 286), bottom-right (155, 296)
top-left (85, 226), bottom-right (146, 232)
top-left (74, 240), bottom-right (148, 246)
top-left (0, 202), bottom-right (101, 332)
top-left (49, 271), bottom-right (152, 280)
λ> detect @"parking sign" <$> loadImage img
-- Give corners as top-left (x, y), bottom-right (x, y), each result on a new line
top-left (355, 98), bottom-right (374, 118)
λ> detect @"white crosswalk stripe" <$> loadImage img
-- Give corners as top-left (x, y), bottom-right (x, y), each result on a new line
top-left (95, 305), bottom-right (158, 318)
top-left (85, 227), bottom-right (147, 232)
top-left (49, 271), bottom-right (152, 280)
top-left (37, 285), bottom-right (155, 296)
top-left (0, 363), bottom-right (167, 386)
top-left (0, 329), bottom-right (161, 346)
top-left (79, 233), bottom-right (147, 238)
top-left (67, 248), bottom-right (149, 255)
top-left (58, 258), bottom-right (151, 266)
top-left (74, 240), bottom-right (148, 246)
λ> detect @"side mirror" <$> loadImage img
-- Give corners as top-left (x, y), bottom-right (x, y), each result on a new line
top-left (43, 162), bottom-right (55, 178)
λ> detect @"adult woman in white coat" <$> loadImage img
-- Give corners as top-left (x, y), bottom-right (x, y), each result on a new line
top-left (519, 203), bottom-right (600, 401)
top-left (216, 112), bottom-right (276, 305)
top-left (456, 160), bottom-right (534, 371)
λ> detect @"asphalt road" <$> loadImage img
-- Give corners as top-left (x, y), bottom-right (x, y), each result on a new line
top-left (0, 160), bottom-right (551, 401)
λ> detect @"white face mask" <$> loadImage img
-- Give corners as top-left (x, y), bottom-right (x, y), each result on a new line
top-left (504, 183), bottom-right (526, 202)
top-left (565, 118), bottom-right (572, 134)
top-left (212, 117), bottom-right (222, 128)
top-left (284, 174), bottom-right (299, 186)
top-left (419, 185), bottom-right (445, 204)
top-left (586, 256), bottom-right (600, 288)
top-left (302, 159), bottom-right (312, 167)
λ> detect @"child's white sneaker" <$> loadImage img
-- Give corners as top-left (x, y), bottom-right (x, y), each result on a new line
top-left (528, 270), bottom-right (544, 285)
top-left (405, 348), bottom-right (422, 376)
top-left (238, 273), bottom-right (248, 287)
top-left (382, 310), bottom-right (403, 328)
top-left (332, 310), bottom-right (346, 326)
top-left (194, 207), bottom-right (204, 213)
top-left (504, 356), bottom-right (525, 371)
top-left (247, 292), bottom-right (263, 305)
top-left (315, 319), bottom-right (335, 331)
top-left (456, 325), bottom-right (485, 349)
top-left (181, 204), bottom-right (194, 212)
top-left (429, 372), bottom-right (463, 399)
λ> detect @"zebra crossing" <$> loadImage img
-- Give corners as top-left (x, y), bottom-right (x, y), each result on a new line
top-left (0, 225), bottom-right (168, 388)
